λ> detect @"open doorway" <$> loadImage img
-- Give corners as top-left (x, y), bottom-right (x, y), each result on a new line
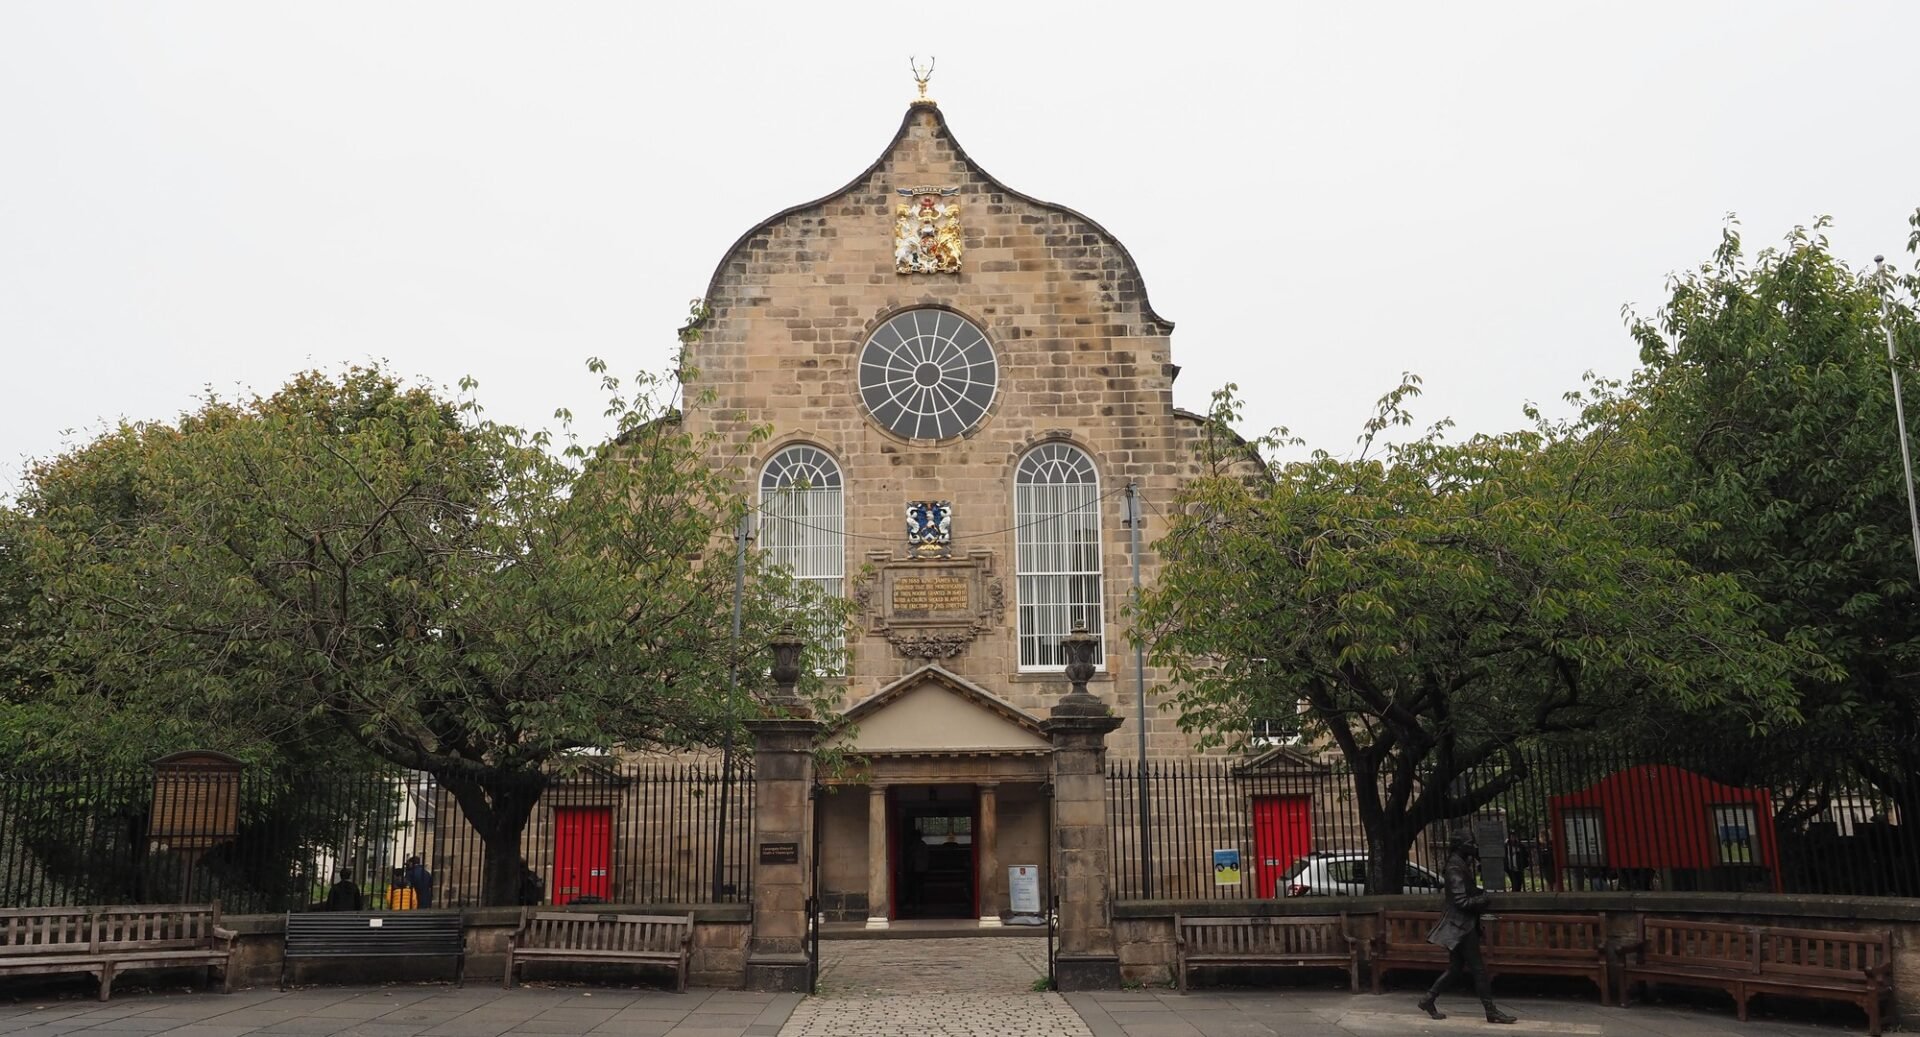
top-left (891, 785), bottom-right (976, 919)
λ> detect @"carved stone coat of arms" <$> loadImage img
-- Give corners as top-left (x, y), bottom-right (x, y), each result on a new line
top-left (894, 186), bottom-right (963, 274)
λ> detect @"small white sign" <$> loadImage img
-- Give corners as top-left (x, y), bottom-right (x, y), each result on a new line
top-left (368, 918), bottom-right (384, 927)
top-left (1008, 865), bottom-right (1041, 914)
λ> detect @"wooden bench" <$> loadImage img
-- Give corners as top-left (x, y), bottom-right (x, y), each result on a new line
top-left (1369, 910), bottom-right (1610, 1003)
top-left (504, 911), bottom-right (693, 992)
top-left (1, 904), bottom-right (234, 1001)
top-left (1616, 918), bottom-right (1893, 1034)
top-left (1174, 914), bottom-right (1360, 993)
top-left (281, 911), bottom-right (466, 990)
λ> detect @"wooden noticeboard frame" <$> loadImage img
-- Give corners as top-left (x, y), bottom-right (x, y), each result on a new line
top-left (150, 750), bottom-right (243, 848)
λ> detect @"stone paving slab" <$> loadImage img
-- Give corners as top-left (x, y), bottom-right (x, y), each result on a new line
top-left (0, 989), bottom-right (802, 1037)
top-left (778, 993), bottom-right (1089, 1037)
top-left (1068, 990), bottom-right (1877, 1037)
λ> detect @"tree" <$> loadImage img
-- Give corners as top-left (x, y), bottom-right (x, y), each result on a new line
top-left (1136, 381), bottom-right (1807, 892)
top-left (15, 363), bottom-right (841, 905)
top-left (1628, 217), bottom-right (1920, 826)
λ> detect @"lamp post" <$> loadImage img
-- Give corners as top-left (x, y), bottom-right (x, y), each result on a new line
top-left (712, 511), bottom-right (752, 903)
top-left (1125, 481), bottom-right (1152, 898)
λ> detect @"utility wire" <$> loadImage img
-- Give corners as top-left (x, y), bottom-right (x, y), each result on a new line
top-left (749, 482), bottom-right (1129, 543)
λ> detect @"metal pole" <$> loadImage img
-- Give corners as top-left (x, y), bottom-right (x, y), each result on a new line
top-left (1876, 255), bottom-right (1920, 590)
top-left (712, 510), bottom-right (751, 902)
top-left (1127, 481), bottom-right (1153, 898)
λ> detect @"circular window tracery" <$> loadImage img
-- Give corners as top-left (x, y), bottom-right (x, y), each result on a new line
top-left (857, 309), bottom-right (998, 440)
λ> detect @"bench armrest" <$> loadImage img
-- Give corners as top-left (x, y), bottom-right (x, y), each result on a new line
top-left (1866, 961), bottom-right (1893, 981)
top-left (1343, 935), bottom-right (1362, 951)
top-left (213, 926), bottom-right (238, 949)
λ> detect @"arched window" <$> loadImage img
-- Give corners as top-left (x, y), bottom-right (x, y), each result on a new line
top-left (759, 445), bottom-right (845, 667)
top-left (1015, 443), bottom-right (1104, 670)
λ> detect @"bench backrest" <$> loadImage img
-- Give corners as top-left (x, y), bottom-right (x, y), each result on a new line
top-left (0, 908), bottom-right (95, 957)
top-left (285, 911), bottom-right (466, 954)
top-left (93, 904), bottom-right (222, 954)
top-left (1378, 911), bottom-right (1437, 949)
top-left (1640, 918), bottom-right (1758, 972)
top-left (515, 911), bottom-right (692, 954)
top-left (1378, 910), bottom-right (1603, 959)
top-left (1484, 913), bottom-right (1605, 959)
top-left (1177, 915), bottom-right (1349, 958)
top-left (1756, 925), bottom-right (1891, 979)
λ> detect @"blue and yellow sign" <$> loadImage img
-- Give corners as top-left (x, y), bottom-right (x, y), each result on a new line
top-left (1212, 848), bottom-right (1242, 887)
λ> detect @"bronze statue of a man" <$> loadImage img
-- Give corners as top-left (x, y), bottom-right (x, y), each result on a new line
top-left (1419, 832), bottom-right (1517, 1024)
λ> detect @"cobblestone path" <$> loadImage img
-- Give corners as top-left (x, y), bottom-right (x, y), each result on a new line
top-left (779, 937), bottom-right (1091, 1037)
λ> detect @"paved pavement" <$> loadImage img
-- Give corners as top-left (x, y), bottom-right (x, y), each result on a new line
top-left (0, 937), bottom-right (1888, 1037)
top-left (0, 987), bottom-right (800, 1037)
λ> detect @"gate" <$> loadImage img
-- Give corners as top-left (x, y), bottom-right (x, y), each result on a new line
top-left (805, 783), bottom-right (823, 993)
top-left (1044, 779), bottom-right (1056, 989)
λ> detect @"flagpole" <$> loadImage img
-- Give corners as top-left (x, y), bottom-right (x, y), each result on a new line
top-left (1876, 255), bottom-right (1920, 590)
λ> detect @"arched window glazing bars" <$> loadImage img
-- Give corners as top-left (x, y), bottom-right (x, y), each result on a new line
top-left (759, 445), bottom-right (845, 672)
top-left (1014, 443), bottom-right (1104, 670)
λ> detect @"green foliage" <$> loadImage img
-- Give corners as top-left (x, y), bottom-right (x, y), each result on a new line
top-left (1627, 215), bottom-right (1920, 807)
top-left (9, 362), bottom-right (846, 903)
top-left (1137, 379), bottom-right (1808, 891)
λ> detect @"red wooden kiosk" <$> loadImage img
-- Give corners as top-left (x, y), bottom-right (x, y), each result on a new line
top-left (1547, 764), bottom-right (1781, 893)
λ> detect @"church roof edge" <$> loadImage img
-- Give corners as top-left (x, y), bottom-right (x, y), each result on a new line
top-left (694, 104), bottom-right (1175, 335)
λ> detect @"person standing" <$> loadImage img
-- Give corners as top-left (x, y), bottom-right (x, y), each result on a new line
top-left (385, 866), bottom-right (417, 911)
top-left (404, 855), bottom-right (434, 909)
top-left (517, 858), bottom-right (545, 907)
top-left (1419, 833), bottom-right (1517, 1024)
top-left (325, 871), bottom-right (362, 911)
top-left (1503, 832), bottom-right (1531, 891)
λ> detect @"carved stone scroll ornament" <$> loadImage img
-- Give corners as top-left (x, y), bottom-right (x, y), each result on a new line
top-left (888, 631), bottom-right (973, 659)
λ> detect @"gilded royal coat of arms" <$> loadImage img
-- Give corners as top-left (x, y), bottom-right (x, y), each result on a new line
top-left (895, 186), bottom-right (963, 274)
top-left (905, 499), bottom-right (953, 558)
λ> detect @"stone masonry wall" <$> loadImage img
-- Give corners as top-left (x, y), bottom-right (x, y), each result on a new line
top-left (682, 104), bottom-right (1229, 756)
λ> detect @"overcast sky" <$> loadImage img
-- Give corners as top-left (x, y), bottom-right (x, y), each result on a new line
top-left (3, 2), bottom-right (1917, 500)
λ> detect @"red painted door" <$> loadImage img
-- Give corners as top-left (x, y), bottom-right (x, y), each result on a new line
top-left (1252, 796), bottom-right (1313, 898)
top-left (552, 807), bottom-right (612, 905)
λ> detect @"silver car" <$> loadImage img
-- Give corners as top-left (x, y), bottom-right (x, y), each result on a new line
top-left (1280, 852), bottom-right (1446, 897)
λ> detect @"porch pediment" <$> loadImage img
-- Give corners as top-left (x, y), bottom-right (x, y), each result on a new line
top-left (840, 664), bottom-right (1050, 755)
top-left (1238, 744), bottom-right (1331, 775)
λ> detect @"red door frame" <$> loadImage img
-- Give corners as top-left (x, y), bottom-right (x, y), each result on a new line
top-left (1252, 795), bottom-right (1313, 898)
top-left (552, 805), bottom-right (613, 906)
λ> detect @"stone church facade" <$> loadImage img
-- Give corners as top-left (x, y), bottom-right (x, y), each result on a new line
top-left (677, 95), bottom-right (1230, 927)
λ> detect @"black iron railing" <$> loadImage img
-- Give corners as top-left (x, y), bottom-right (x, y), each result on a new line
top-left (1109, 738), bottom-right (1920, 902)
top-left (0, 760), bottom-right (754, 912)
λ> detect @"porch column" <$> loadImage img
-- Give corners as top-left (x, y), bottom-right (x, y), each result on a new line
top-left (977, 783), bottom-right (1001, 926)
top-left (1042, 625), bottom-right (1124, 990)
top-left (865, 784), bottom-right (889, 929)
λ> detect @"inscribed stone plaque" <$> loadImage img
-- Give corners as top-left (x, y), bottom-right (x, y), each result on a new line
top-left (759, 842), bottom-right (800, 865)
top-left (891, 573), bottom-right (970, 614)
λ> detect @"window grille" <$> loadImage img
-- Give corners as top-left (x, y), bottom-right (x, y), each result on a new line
top-left (1015, 443), bottom-right (1104, 669)
top-left (759, 445), bottom-right (845, 671)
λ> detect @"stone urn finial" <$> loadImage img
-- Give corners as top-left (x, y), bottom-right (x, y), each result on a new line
top-left (1052, 624), bottom-right (1110, 719)
top-left (768, 624), bottom-right (805, 711)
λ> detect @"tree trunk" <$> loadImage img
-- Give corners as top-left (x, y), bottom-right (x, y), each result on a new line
top-left (443, 774), bottom-right (546, 907)
top-left (1349, 757), bottom-right (1421, 894)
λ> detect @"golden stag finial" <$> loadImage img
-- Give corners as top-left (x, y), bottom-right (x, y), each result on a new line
top-left (909, 56), bottom-right (937, 107)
